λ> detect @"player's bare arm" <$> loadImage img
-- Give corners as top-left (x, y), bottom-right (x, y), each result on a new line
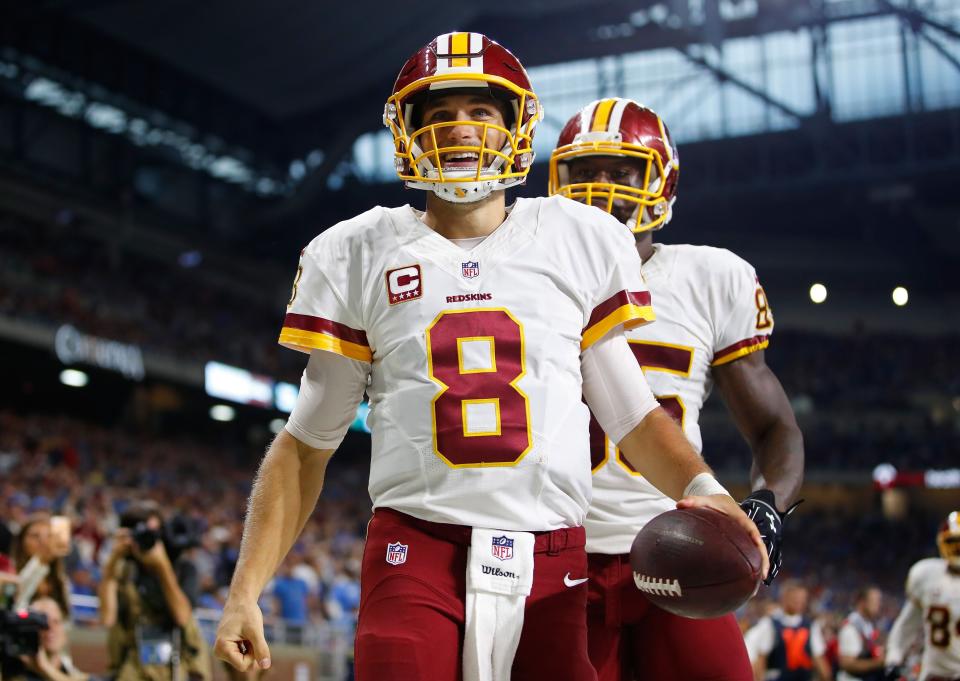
top-left (616, 408), bottom-right (707, 500)
top-left (713, 349), bottom-right (804, 511)
top-left (214, 430), bottom-right (333, 671)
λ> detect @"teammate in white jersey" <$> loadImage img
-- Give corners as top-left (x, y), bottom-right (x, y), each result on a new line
top-left (885, 512), bottom-right (960, 681)
top-left (549, 98), bottom-right (803, 681)
top-left (214, 37), bottom-right (766, 681)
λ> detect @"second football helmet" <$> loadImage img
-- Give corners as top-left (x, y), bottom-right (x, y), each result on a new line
top-left (384, 32), bottom-right (542, 203)
top-left (937, 511), bottom-right (960, 567)
top-left (549, 98), bottom-right (679, 232)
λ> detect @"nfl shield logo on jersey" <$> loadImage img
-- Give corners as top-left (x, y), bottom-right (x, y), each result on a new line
top-left (461, 261), bottom-right (480, 279)
top-left (385, 541), bottom-right (408, 565)
top-left (491, 535), bottom-right (513, 561)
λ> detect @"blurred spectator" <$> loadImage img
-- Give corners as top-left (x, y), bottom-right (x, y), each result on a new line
top-left (744, 580), bottom-right (831, 680)
top-left (269, 555), bottom-right (310, 644)
top-left (12, 515), bottom-right (72, 619)
top-left (837, 587), bottom-right (886, 681)
top-left (325, 557), bottom-right (361, 632)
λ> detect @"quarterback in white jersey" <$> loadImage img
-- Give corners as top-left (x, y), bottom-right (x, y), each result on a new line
top-left (215, 37), bottom-right (766, 681)
top-left (549, 98), bottom-right (803, 681)
top-left (282, 196), bottom-right (656, 531)
top-left (886, 513), bottom-right (960, 681)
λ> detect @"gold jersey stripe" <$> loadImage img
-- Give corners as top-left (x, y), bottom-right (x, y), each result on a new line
top-left (711, 337), bottom-right (769, 366)
top-left (591, 98), bottom-right (617, 132)
top-left (450, 32), bottom-right (470, 67)
top-left (279, 328), bottom-right (373, 362)
top-left (581, 304), bottom-right (656, 350)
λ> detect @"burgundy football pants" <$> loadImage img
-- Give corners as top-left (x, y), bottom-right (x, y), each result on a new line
top-left (355, 507), bottom-right (597, 681)
top-left (587, 553), bottom-right (753, 681)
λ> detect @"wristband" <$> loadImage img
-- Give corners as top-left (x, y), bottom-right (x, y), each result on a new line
top-left (683, 472), bottom-right (731, 498)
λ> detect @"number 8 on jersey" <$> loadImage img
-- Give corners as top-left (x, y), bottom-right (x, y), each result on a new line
top-left (426, 308), bottom-right (532, 467)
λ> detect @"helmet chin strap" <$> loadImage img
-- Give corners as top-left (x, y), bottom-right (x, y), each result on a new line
top-left (431, 178), bottom-right (500, 203)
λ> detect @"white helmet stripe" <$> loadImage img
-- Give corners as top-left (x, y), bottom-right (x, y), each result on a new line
top-left (469, 32), bottom-right (483, 54)
top-left (579, 100), bottom-right (600, 137)
top-left (436, 32), bottom-right (452, 56)
top-left (657, 115), bottom-right (674, 164)
top-left (607, 98), bottom-right (630, 134)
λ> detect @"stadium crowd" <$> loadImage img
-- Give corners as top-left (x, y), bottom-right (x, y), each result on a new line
top-left (0, 408), bottom-right (946, 639)
top-left (0, 410), bottom-right (365, 642)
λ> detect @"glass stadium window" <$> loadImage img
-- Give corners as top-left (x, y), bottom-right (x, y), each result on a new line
top-left (338, 12), bottom-right (960, 186)
top-left (828, 17), bottom-right (906, 122)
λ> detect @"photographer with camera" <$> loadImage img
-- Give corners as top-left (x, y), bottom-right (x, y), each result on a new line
top-left (5, 597), bottom-right (87, 681)
top-left (98, 502), bottom-right (210, 681)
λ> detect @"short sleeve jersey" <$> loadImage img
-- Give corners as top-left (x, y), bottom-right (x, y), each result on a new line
top-left (585, 243), bottom-right (773, 553)
top-left (906, 558), bottom-right (960, 679)
top-left (280, 196), bottom-right (653, 531)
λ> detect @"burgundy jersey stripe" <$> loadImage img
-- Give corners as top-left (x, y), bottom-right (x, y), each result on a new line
top-left (585, 290), bottom-right (652, 330)
top-left (283, 312), bottom-right (368, 346)
top-left (631, 343), bottom-right (693, 374)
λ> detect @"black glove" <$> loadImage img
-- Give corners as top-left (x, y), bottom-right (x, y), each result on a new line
top-left (882, 664), bottom-right (903, 681)
top-left (739, 489), bottom-right (802, 586)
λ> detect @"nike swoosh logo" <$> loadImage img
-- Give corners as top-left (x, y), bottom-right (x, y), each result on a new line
top-left (564, 573), bottom-right (588, 587)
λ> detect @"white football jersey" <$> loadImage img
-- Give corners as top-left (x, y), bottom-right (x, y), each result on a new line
top-left (279, 196), bottom-right (652, 531)
top-left (907, 558), bottom-right (960, 679)
top-left (585, 243), bottom-right (774, 554)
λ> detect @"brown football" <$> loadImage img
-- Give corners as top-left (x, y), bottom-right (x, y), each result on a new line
top-left (630, 506), bottom-right (763, 619)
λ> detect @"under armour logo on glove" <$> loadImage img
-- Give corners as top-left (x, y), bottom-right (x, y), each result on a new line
top-left (739, 489), bottom-right (803, 586)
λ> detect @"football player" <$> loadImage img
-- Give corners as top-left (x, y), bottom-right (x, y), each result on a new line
top-left (214, 37), bottom-right (767, 681)
top-left (885, 512), bottom-right (960, 681)
top-left (549, 98), bottom-right (804, 681)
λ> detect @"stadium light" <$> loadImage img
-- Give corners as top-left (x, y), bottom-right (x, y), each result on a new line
top-left (892, 286), bottom-right (909, 306)
top-left (269, 418), bottom-right (286, 434)
top-left (872, 463), bottom-right (898, 488)
top-left (809, 283), bottom-right (827, 304)
top-left (59, 369), bottom-right (88, 387)
top-left (209, 404), bottom-right (236, 422)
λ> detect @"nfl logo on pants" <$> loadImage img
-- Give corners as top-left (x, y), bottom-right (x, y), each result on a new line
top-left (491, 535), bottom-right (513, 561)
top-left (385, 542), bottom-right (408, 565)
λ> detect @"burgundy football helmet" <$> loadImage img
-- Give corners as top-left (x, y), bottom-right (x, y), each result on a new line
top-left (549, 98), bottom-right (679, 232)
top-left (384, 32), bottom-right (542, 203)
top-left (938, 511), bottom-right (960, 567)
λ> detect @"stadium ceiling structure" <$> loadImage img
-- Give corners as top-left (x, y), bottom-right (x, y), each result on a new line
top-left (2, 0), bottom-right (960, 308)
